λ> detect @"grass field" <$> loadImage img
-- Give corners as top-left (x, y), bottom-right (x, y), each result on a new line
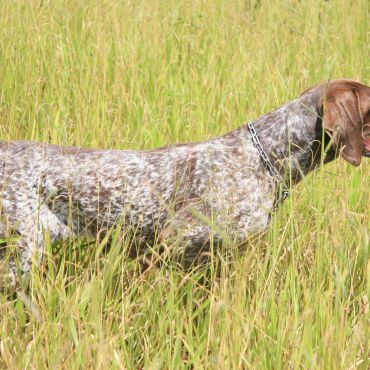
top-left (0, 0), bottom-right (369, 368)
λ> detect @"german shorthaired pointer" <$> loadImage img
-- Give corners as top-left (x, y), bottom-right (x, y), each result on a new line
top-left (1, 79), bottom-right (369, 288)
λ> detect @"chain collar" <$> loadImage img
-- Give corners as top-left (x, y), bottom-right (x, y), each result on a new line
top-left (247, 122), bottom-right (289, 202)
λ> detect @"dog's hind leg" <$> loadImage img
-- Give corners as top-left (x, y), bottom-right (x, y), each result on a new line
top-left (0, 192), bottom-right (73, 289)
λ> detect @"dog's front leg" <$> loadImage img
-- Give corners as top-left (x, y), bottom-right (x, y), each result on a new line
top-left (158, 217), bottom-right (222, 269)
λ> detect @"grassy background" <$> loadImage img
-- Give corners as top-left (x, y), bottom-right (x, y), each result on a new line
top-left (0, 0), bottom-right (369, 368)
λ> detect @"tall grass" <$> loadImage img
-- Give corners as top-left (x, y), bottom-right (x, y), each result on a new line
top-left (0, 0), bottom-right (369, 368)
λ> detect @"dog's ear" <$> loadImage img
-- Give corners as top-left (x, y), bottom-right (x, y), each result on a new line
top-left (323, 82), bottom-right (364, 166)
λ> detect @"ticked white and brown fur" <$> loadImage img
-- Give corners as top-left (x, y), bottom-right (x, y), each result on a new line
top-left (1, 79), bottom-right (370, 288)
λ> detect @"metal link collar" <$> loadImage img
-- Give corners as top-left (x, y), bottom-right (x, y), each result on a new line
top-left (247, 122), bottom-right (289, 202)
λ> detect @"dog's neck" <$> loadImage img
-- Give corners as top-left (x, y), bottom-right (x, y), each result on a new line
top-left (229, 88), bottom-right (336, 184)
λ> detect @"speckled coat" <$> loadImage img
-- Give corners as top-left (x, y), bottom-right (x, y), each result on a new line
top-left (1, 79), bottom-right (370, 287)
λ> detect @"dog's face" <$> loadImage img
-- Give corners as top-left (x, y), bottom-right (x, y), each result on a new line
top-left (303, 79), bottom-right (370, 166)
top-left (324, 79), bottom-right (370, 166)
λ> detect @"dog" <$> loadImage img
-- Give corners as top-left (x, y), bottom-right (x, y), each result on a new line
top-left (0, 78), bottom-right (369, 288)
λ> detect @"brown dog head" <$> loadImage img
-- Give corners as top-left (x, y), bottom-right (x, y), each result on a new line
top-left (302, 79), bottom-right (370, 166)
